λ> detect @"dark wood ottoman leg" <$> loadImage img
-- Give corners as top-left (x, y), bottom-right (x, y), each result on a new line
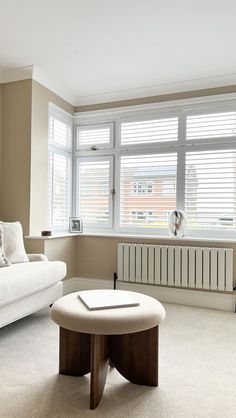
top-left (59, 327), bottom-right (91, 376)
top-left (109, 325), bottom-right (159, 386)
top-left (90, 335), bottom-right (109, 410)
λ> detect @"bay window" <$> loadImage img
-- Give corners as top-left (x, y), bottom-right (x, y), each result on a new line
top-left (48, 97), bottom-right (236, 238)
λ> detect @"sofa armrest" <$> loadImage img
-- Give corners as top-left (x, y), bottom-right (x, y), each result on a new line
top-left (27, 254), bottom-right (48, 262)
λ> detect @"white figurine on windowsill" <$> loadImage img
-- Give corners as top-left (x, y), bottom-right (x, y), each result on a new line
top-left (168, 210), bottom-right (187, 237)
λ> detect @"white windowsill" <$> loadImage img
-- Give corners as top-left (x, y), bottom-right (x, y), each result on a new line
top-left (79, 232), bottom-right (236, 244)
top-left (25, 233), bottom-right (82, 240)
top-left (25, 232), bottom-right (236, 244)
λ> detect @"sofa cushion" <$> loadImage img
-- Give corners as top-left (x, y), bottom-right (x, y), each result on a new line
top-left (0, 221), bottom-right (29, 264)
top-left (0, 261), bottom-right (66, 307)
top-left (0, 226), bottom-right (10, 268)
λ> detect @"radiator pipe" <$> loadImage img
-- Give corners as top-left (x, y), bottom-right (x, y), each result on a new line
top-left (113, 272), bottom-right (118, 290)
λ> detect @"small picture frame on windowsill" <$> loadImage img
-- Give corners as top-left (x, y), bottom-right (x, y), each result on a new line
top-left (69, 217), bottom-right (83, 233)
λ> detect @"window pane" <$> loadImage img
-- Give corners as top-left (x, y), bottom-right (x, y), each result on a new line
top-left (48, 151), bottom-right (71, 227)
top-left (49, 116), bottom-right (72, 149)
top-left (77, 123), bottom-right (113, 149)
top-left (77, 158), bottom-right (112, 226)
top-left (185, 149), bottom-right (236, 229)
top-left (48, 105), bottom-right (72, 230)
top-left (121, 117), bottom-right (178, 145)
top-left (186, 112), bottom-right (236, 140)
top-left (120, 153), bottom-right (177, 228)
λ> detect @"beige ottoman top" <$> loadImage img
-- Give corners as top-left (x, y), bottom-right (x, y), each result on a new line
top-left (51, 290), bottom-right (166, 335)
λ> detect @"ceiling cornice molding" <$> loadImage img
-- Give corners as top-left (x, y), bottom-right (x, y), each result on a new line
top-left (1, 66), bottom-right (236, 108)
top-left (74, 74), bottom-right (236, 106)
top-left (32, 65), bottom-right (77, 105)
top-left (0, 65), bottom-right (77, 105)
top-left (0, 65), bottom-right (34, 83)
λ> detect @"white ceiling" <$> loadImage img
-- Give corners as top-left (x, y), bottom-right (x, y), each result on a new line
top-left (0, 0), bottom-right (236, 106)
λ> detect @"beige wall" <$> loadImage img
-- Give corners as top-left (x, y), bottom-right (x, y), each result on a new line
top-left (75, 236), bottom-right (236, 284)
top-left (30, 80), bottom-right (74, 235)
top-left (25, 237), bottom-right (76, 279)
top-left (44, 238), bottom-right (76, 278)
top-left (0, 80), bottom-right (32, 234)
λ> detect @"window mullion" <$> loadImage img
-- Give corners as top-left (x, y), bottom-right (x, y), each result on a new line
top-left (176, 113), bottom-right (186, 211)
top-left (72, 123), bottom-right (77, 218)
top-left (114, 120), bottom-right (121, 232)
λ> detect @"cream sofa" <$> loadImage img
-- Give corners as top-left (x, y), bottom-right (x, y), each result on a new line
top-left (0, 253), bottom-right (66, 328)
top-left (0, 221), bottom-right (66, 328)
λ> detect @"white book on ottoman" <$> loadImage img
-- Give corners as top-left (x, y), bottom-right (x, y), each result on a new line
top-left (78, 289), bottom-right (139, 310)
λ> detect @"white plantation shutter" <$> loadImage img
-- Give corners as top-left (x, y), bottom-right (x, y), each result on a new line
top-left (186, 111), bottom-right (236, 140)
top-left (185, 149), bottom-right (236, 230)
top-left (48, 104), bottom-right (73, 229)
top-left (48, 151), bottom-right (72, 227)
top-left (121, 117), bottom-right (178, 146)
top-left (77, 157), bottom-right (113, 227)
top-left (77, 123), bottom-right (114, 150)
top-left (120, 153), bottom-right (177, 228)
top-left (49, 113), bottom-right (72, 149)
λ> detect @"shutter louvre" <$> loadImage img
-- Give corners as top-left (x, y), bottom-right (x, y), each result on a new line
top-left (187, 112), bottom-right (236, 140)
top-left (77, 123), bottom-right (114, 150)
top-left (185, 149), bottom-right (236, 230)
top-left (121, 117), bottom-right (178, 145)
top-left (48, 151), bottom-right (71, 227)
top-left (48, 105), bottom-right (72, 229)
top-left (77, 157), bottom-right (113, 227)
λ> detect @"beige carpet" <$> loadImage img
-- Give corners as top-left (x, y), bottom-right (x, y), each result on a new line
top-left (0, 303), bottom-right (236, 418)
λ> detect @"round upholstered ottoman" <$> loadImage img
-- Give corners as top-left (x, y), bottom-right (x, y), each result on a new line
top-left (51, 290), bottom-right (166, 409)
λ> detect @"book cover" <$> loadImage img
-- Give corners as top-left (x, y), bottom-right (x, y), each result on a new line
top-left (78, 289), bottom-right (139, 311)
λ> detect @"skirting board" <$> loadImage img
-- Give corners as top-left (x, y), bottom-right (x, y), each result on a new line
top-left (63, 277), bottom-right (236, 312)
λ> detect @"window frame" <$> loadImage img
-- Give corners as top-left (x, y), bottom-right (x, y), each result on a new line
top-left (118, 148), bottom-right (178, 235)
top-left (184, 143), bottom-right (236, 237)
top-left (75, 154), bottom-right (114, 229)
top-left (71, 95), bottom-right (236, 238)
top-left (48, 103), bottom-right (73, 231)
top-left (119, 112), bottom-right (179, 149)
top-left (76, 122), bottom-right (114, 151)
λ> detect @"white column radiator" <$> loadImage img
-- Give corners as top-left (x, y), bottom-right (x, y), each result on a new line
top-left (117, 243), bottom-right (234, 292)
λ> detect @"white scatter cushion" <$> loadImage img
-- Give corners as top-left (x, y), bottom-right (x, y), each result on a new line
top-left (0, 221), bottom-right (29, 264)
top-left (0, 226), bottom-right (11, 267)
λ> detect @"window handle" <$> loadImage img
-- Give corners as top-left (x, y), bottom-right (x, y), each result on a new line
top-left (111, 188), bottom-right (115, 195)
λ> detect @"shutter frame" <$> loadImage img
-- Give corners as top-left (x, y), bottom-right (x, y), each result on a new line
top-left (185, 148), bottom-right (236, 231)
top-left (120, 153), bottom-right (177, 229)
top-left (48, 104), bottom-right (73, 230)
top-left (76, 155), bottom-right (114, 229)
top-left (76, 122), bottom-right (114, 150)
